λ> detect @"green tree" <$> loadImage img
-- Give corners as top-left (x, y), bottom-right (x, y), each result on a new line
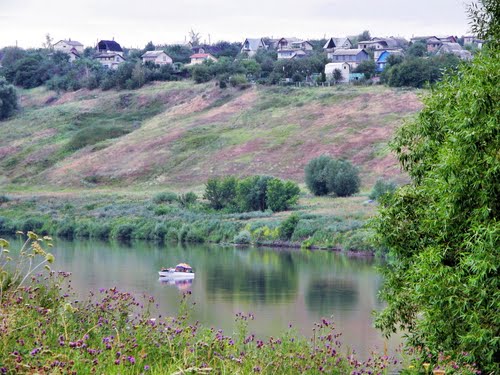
top-left (374, 45), bottom-right (499, 373)
top-left (406, 41), bottom-right (427, 57)
top-left (0, 77), bottom-right (18, 120)
top-left (204, 176), bottom-right (238, 210)
top-left (332, 68), bottom-right (343, 83)
top-left (305, 155), bottom-right (332, 196)
top-left (353, 60), bottom-right (377, 79)
top-left (266, 178), bottom-right (300, 212)
top-left (236, 175), bottom-right (272, 212)
top-left (328, 160), bottom-right (360, 197)
top-left (143, 41), bottom-right (155, 52)
top-left (305, 156), bottom-right (360, 197)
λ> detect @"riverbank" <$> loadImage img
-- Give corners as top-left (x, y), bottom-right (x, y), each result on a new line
top-left (0, 189), bottom-right (380, 253)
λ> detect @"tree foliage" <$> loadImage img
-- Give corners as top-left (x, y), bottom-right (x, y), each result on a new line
top-left (0, 77), bottom-right (18, 120)
top-left (305, 156), bottom-right (360, 197)
top-left (204, 175), bottom-right (299, 212)
top-left (382, 54), bottom-right (460, 88)
top-left (374, 46), bottom-right (499, 373)
top-left (266, 178), bottom-right (300, 212)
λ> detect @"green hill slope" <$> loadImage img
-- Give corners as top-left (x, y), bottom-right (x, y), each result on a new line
top-left (0, 82), bottom-right (422, 189)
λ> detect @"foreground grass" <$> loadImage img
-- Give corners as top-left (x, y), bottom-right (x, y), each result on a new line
top-left (0, 235), bottom-right (479, 374)
top-left (0, 189), bottom-right (378, 253)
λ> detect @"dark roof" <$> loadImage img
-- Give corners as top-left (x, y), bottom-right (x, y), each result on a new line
top-left (97, 40), bottom-right (123, 52)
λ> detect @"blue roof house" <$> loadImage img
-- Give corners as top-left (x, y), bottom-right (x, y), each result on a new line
top-left (376, 51), bottom-right (390, 72)
top-left (375, 50), bottom-right (402, 72)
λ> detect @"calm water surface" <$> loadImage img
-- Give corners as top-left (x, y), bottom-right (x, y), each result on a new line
top-left (10, 237), bottom-right (402, 359)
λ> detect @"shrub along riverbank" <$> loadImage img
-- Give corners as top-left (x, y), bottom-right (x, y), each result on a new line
top-left (0, 189), bottom-right (378, 253)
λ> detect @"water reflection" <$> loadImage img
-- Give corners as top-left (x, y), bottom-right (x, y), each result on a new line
top-left (159, 278), bottom-right (193, 291)
top-left (205, 249), bottom-right (298, 303)
top-left (6, 237), bottom-right (400, 359)
top-left (306, 279), bottom-right (358, 315)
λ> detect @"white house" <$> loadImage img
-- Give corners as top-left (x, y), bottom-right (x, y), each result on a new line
top-left (95, 53), bottom-right (126, 69)
top-left (241, 38), bottom-right (267, 57)
top-left (141, 51), bottom-right (173, 65)
top-left (95, 39), bottom-right (125, 69)
top-left (276, 37), bottom-right (313, 60)
top-left (325, 62), bottom-right (351, 83)
top-left (54, 39), bottom-right (84, 54)
top-left (53, 39), bottom-right (84, 62)
top-left (188, 53), bottom-right (218, 65)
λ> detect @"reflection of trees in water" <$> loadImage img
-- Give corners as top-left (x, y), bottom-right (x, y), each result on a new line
top-left (306, 279), bottom-right (358, 315)
top-left (205, 251), bottom-right (298, 303)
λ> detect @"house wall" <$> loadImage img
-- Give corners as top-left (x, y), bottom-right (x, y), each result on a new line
top-left (358, 42), bottom-right (385, 50)
top-left (97, 56), bottom-right (124, 70)
top-left (54, 41), bottom-right (84, 54)
top-left (325, 63), bottom-right (350, 83)
top-left (277, 50), bottom-right (295, 59)
top-left (143, 54), bottom-right (172, 65)
top-left (156, 54), bottom-right (173, 64)
top-left (189, 55), bottom-right (217, 65)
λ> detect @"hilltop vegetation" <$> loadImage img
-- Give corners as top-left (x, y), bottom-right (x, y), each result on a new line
top-left (0, 83), bottom-right (421, 189)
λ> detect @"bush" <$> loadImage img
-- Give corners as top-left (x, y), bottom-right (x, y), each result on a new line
top-left (369, 179), bottom-right (397, 200)
top-left (305, 156), bottom-right (360, 197)
top-left (0, 77), bottom-right (18, 120)
top-left (178, 192), bottom-right (197, 208)
top-left (304, 155), bottom-right (332, 196)
top-left (113, 223), bottom-right (134, 240)
top-left (278, 214), bottom-right (300, 240)
top-left (152, 191), bottom-right (178, 204)
top-left (328, 160), bottom-right (360, 197)
top-left (229, 74), bottom-right (249, 88)
top-left (0, 216), bottom-right (15, 235)
top-left (233, 230), bottom-right (251, 244)
top-left (236, 175), bottom-right (273, 212)
top-left (56, 221), bottom-right (76, 239)
top-left (204, 176), bottom-right (238, 210)
top-left (266, 178), bottom-right (300, 212)
top-left (21, 218), bottom-right (45, 233)
top-left (0, 195), bottom-right (10, 204)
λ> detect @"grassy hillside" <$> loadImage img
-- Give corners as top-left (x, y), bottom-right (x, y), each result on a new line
top-left (0, 82), bottom-right (422, 190)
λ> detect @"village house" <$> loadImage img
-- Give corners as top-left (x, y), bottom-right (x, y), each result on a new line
top-left (357, 37), bottom-right (407, 50)
top-left (53, 39), bottom-right (84, 62)
top-left (374, 50), bottom-right (402, 71)
top-left (436, 42), bottom-right (472, 60)
top-left (275, 37), bottom-right (313, 59)
top-left (188, 53), bottom-right (218, 65)
top-left (323, 37), bottom-right (352, 53)
top-left (241, 38), bottom-right (267, 57)
top-left (410, 36), bottom-right (457, 53)
top-left (95, 40), bottom-right (125, 69)
top-left (463, 35), bottom-right (484, 48)
top-left (328, 48), bottom-right (369, 68)
top-left (141, 51), bottom-right (173, 65)
top-left (325, 62), bottom-right (351, 83)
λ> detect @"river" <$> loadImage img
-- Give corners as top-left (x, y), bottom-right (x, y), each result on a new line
top-left (7, 236), bottom-right (402, 359)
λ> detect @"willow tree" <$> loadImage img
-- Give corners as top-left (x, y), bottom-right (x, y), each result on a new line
top-left (374, 2), bottom-right (499, 372)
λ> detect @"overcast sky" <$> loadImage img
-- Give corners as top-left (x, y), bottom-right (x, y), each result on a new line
top-left (0, 0), bottom-right (473, 49)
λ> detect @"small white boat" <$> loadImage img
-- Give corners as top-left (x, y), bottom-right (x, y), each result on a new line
top-left (158, 263), bottom-right (195, 279)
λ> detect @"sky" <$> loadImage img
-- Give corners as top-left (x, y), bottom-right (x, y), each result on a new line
top-left (0, 0), bottom-right (473, 49)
